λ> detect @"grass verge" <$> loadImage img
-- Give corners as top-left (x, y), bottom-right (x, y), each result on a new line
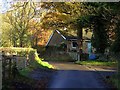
top-left (107, 74), bottom-right (119, 89)
top-left (34, 51), bottom-right (54, 69)
top-left (2, 74), bottom-right (46, 89)
top-left (75, 60), bottom-right (117, 67)
top-left (2, 48), bottom-right (54, 89)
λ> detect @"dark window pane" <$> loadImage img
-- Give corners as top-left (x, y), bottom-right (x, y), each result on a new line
top-left (73, 42), bottom-right (78, 47)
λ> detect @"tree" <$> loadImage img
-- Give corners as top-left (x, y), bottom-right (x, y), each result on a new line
top-left (75, 15), bottom-right (91, 61)
top-left (87, 3), bottom-right (120, 54)
top-left (108, 2), bottom-right (120, 53)
top-left (40, 2), bottom-right (88, 30)
top-left (1, 17), bottom-right (12, 47)
top-left (40, 2), bottom-right (91, 61)
top-left (91, 8), bottom-right (109, 54)
top-left (2, 1), bottom-right (37, 47)
top-left (82, 3), bottom-right (113, 54)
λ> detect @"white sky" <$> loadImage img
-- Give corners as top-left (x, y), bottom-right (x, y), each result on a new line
top-left (0, 0), bottom-right (13, 13)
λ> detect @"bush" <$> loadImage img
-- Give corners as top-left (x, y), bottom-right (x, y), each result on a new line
top-left (44, 52), bottom-right (74, 62)
top-left (34, 51), bottom-right (54, 69)
top-left (32, 45), bottom-right (46, 56)
top-left (0, 47), bottom-right (54, 69)
top-left (81, 53), bottom-right (89, 60)
top-left (0, 47), bottom-right (35, 57)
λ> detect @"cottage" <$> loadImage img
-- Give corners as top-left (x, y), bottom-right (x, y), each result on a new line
top-left (46, 30), bottom-right (92, 54)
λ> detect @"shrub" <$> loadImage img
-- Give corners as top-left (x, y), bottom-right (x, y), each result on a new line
top-left (0, 47), bottom-right (54, 69)
top-left (0, 47), bottom-right (34, 57)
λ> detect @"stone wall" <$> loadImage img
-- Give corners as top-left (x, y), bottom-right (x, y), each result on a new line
top-left (15, 56), bottom-right (27, 70)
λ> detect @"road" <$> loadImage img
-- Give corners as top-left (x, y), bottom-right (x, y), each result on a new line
top-left (47, 62), bottom-right (115, 89)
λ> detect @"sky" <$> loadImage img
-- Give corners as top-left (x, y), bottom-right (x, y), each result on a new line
top-left (0, 0), bottom-right (13, 13)
top-left (0, 0), bottom-right (119, 13)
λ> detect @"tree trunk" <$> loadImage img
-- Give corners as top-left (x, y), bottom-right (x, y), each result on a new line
top-left (13, 38), bottom-right (17, 47)
top-left (35, 37), bottom-right (38, 46)
top-left (77, 26), bottom-right (83, 61)
top-left (20, 40), bottom-right (23, 47)
top-left (19, 37), bottom-right (23, 47)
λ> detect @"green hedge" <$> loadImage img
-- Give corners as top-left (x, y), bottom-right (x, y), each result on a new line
top-left (0, 47), bottom-right (54, 69)
top-left (0, 47), bottom-right (35, 57)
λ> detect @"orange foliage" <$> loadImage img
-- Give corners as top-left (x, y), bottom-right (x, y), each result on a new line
top-left (28, 19), bottom-right (53, 46)
top-left (37, 30), bottom-right (52, 46)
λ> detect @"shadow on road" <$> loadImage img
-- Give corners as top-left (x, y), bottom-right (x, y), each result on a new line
top-left (46, 62), bottom-right (116, 89)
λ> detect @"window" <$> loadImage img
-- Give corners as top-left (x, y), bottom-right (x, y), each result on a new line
top-left (72, 42), bottom-right (78, 48)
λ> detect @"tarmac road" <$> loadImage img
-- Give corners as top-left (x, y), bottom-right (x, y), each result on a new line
top-left (47, 62), bottom-right (115, 89)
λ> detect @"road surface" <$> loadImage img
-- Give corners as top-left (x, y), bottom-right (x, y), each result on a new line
top-left (47, 62), bottom-right (115, 89)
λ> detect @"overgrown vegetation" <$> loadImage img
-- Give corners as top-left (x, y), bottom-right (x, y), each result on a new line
top-left (43, 47), bottom-right (74, 62)
top-left (44, 54), bottom-right (73, 62)
top-left (44, 51), bottom-right (74, 62)
top-left (0, 47), bottom-right (53, 68)
top-left (1, 47), bottom-right (54, 89)
top-left (2, 71), bottom-right (49, 89)
top-left (103, 60), bottom-right (120, 90)
top-left (108, 74), bottom-right (118, 89)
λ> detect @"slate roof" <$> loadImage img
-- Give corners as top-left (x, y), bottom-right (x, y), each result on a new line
top-left (46, 29), bottom-right (91, 46)
top-left (57, 30), bottom-right (77, 40)
top-left (57, 30), bottom-right (91, 41)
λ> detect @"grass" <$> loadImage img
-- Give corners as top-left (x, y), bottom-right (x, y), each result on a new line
top-left (2, 47), bottom-right (54, 89)
top-left (19, 51), bottom-right (54, 77)
top-left (109, 61), bottom-right (120, 90)
top-left (107, 74), bottom-right (119, 89)
top-left (75, 60), bottom-right (117, 66)
top-left (34, 52), bottom-right (54, 69)
top-left (76, 60), bottom-right (119, 89)
top-left (19, 66), bottom-right (34, 76)
top-left (2, 74), bottom-right (40, 89)
top-left (3, 56), bottom-right (54, 89)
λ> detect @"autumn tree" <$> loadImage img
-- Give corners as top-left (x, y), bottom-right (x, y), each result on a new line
top-left (40, 2), bottom-right (86, 31)
top-left (80, 3), bottom-right (115, 54)
top-left (2, 1), bottom-right (37, 47)
top-left (40, 2), bottom-right (91, 60)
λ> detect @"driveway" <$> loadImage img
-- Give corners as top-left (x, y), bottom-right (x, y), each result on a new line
top-left (47, 62), bottom-right (116, 89)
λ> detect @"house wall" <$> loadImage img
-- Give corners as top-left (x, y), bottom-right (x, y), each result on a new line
top-left (47, 31), bottom-right (66, 46)
top-left (67, 40), bottom-right (90, 54)
top-left (67, 40), bottom-right (77, 52)
top-left (82, 41), bottom-right (88, 53)
top-left (67, 41), bottom-right (71, 52)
